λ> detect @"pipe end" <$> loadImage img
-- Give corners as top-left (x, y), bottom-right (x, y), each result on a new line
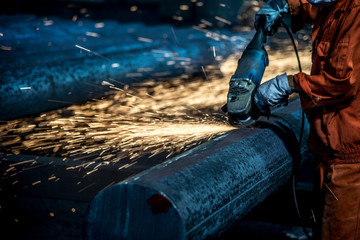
top-left (84, 183), bottom-right (186, 240)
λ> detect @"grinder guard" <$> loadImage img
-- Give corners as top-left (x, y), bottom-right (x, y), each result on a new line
top-left (224, 28), bottom-right (269, 126)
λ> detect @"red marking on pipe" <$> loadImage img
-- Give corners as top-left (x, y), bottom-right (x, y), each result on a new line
top-left (147, 193), bottom-right (172, 214)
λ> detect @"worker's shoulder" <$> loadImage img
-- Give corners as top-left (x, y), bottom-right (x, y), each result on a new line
top-left (350, 0), bottom-right (360, 8)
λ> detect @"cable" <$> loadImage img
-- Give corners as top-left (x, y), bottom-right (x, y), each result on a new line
top-left (279, 19), bottom-right (302, 73)
top-left (279, 18), bottom-right (312, 240)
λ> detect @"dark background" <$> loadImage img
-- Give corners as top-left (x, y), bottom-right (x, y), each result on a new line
top-left (2, 0), bottom-right (247, 26)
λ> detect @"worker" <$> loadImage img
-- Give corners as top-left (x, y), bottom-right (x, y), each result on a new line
top-left (254, 0), bottom-right (360, 239)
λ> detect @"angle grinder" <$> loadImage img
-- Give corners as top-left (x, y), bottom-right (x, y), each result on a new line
top-left (222, 27), bottom-right (269, 127)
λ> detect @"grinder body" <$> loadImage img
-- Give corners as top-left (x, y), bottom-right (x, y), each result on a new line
top-left (225, 28), bottom-right (269, 126)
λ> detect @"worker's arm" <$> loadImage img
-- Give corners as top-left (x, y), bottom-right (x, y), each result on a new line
top-left (286, 0), bottom-right (318, 33)
top-left (293, 10), bottom-right (360, 110)
top-left (294, 72), bottom-right (358, 110)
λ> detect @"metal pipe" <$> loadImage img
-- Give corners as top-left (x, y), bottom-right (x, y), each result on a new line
top-left (0, 15), bottom-right (250, 120)
top-left (84, 99), bottom-right (313, 240)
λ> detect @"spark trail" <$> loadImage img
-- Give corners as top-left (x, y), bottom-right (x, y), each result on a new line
top-left (0, 46), bottom-right (312, 167)
top-left (0, 69), bottom-right (236, 166)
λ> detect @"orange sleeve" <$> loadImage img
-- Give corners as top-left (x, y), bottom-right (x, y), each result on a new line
top-left (294, 72), bottom-right (357, 110)
top-left (293, 8), bottom-right (360, 110)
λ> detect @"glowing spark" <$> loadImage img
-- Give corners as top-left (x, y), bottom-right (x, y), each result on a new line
top-left (152, 49), bottom-right (168, 54)
top-left (212, 46), bottom-right (216, 57)
top-left (32, 180), bottom-right (41, 186)
top-left (0, 33), bottom-right (3, 37)
top-left (311, 209), bottom-right (317, 223)
top-left (180, 5), bottom-right (189, 10)
top-left (201, 66), bottom-right (209, 81)
top-left (20, 87), bottom-right (31, 90)
top-left (172, 16), bottom-right (183, 21)
top-left (75, 45), bottom-right (110, 60)
top-left (75, 44), bottom-right (92, 53)
top-left (192, 25), bottom-right (208, 33)
top-left (78, 183), bottom-right (96, 192)
top-left (1, 46), bottom-right (12, 51)
top-left (86, 169), bottom-right (98, 175)
top-left (137, 37), bottom-right (153, 43)
top-left (324, 182), bottom-right (339, 200)
top-left (111, 63), bottom-right (120, 68)
top-left (219, 3), bottom-right (226, 7)
top-left (215, 16), bottom-right (232, 25)
top-left (196, 2), bottom-right (204, 7)
top-left (95, 22), bottom-right (104, 28)
top-left (130, 6), bottom-right (138, 12)
top-left (99, 181), bottom-right (115, 192)
top-left (43, 18), bottom-right (54, 26)
top-left (0, 55), bottom-right (245, 169)
top-left (85, 32), bottom-right (100, 38)
top-left (171, 27), bottom-right (178, 44)
top-left (9, 160), bottom-right (36, 167)
top-left (200, 19), bottom-right (213, 27)
top-left (101, 81), bottom-right (114, 86)
top-left (118, 161), bottom-right (138, 170)
top-left (108, 78), bottom-right (127, 86)
top-left (6, 167), bottom-right (15, 172)
top-left (109, 86), bottom-right (123, 91)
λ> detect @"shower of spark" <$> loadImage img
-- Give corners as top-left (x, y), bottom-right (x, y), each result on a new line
top-left (0, 69), bottom-right (236, 166)
top-left (0, 37), bottom-right (312, 168)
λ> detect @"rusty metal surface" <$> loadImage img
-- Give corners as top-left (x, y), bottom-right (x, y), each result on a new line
top-left (84, 99), bottom-right (313, 240)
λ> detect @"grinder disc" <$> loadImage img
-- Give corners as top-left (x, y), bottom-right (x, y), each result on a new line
top-left (228, 114), bottom-right (259, 128)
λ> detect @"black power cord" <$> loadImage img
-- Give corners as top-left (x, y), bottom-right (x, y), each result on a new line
top-left (279, 18), bottom-right (312, 240)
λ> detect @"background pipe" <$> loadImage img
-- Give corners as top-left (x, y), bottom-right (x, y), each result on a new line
top-left (0, 14), bottom-right (250, 120)
top-left (84, 99), bottom-right (313, 240)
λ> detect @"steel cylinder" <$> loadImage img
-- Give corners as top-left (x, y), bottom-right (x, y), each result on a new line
top-left (84, 99), bottom-right (312, 240)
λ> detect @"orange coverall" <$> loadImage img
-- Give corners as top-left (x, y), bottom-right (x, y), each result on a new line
top-left (286, 0), bottom-right (360, 239)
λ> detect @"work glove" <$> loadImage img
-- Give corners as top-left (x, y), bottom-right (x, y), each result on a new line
top-left (254, 73), bottom-right (292, 116)
top-left (255, 0), bottom-right (289, 35)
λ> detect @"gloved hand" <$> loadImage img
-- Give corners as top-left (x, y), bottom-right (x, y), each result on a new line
top-left (254, 73), bottom-right (292, 116)
top-left (255, 0), bottom-right (289, 35)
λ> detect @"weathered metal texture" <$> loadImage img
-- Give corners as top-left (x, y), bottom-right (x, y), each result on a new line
top-left (0, 14), bottom-right (250, 120)
top-left (84, 99), bottom-right (313, 240)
